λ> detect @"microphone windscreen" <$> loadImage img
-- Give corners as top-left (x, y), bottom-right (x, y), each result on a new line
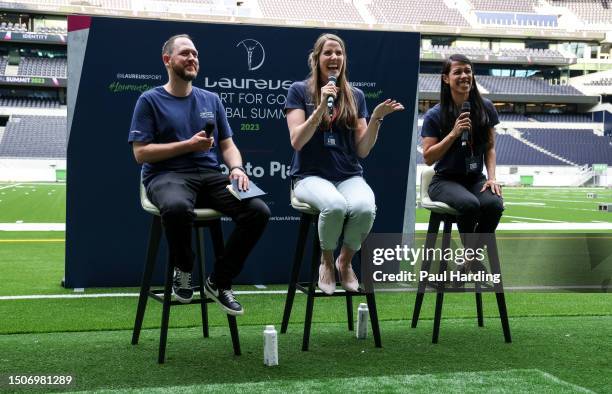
top-left (204, 121), bottom-right (215, 137)
top-left (461, 101), bottom-right (471, 113)
top-left (328, 74), bottom-right (337, 85)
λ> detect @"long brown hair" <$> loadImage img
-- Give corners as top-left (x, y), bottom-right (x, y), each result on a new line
top-left (307, 33), bottom-right (358, 130)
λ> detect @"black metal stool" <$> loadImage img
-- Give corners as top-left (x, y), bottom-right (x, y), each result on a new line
top-left (280, 189), bottom-right (382, 350)
top-left (131, 183), bottom-right (241, 363)
top-left (411, 167), bottom-right (511, 344)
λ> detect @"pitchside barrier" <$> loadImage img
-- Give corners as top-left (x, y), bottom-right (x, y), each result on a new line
top-left (65, 16), bottom-right (419, 287)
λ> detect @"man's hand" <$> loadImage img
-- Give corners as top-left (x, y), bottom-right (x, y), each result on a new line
top-left (188, 131), bottom-right (214, 152)
top-left (230, 166), bottom-right (249, 191)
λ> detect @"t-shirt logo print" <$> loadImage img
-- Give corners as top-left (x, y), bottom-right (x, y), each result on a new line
top-left (236, 39), bottom-right (265, 71)
top-left (200, 109), bottom-right (213, 119)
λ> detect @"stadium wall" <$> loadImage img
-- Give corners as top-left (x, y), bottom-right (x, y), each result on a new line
top-left (416, 165), bottom-right (612, 187)
top-left (0, 158), bottom-right (66, 182)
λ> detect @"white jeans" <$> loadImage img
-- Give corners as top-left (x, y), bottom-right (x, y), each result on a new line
top-left (294, 176), bottom-right (376, 252)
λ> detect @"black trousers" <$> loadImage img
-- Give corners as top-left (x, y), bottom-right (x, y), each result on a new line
top-left (428, 173), bottom-right (504, 235)
top-left (146, 170), bottom-right (270, 289)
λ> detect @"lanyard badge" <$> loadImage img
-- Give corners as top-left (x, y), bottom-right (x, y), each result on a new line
top-left (324, 107), bottom-right (339, 148)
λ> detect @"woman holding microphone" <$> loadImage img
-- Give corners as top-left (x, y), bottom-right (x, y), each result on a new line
top-left (421, 54), bottom-right (503, 274)
top-left (284, 33), bottom-right (404, 294)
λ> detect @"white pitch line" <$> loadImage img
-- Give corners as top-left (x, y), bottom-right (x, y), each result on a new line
top-left (503, 215), bottom-right (565, 223)
top-left (536, 370), bottom-right (596, 394)
top-left (0, 183), bottom-right (21, 190)
top-left (1, 285), bottom-right (608, 301)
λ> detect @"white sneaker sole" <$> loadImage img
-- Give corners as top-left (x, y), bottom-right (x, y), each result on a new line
top-left (204, 287), bottom-right (244, 316)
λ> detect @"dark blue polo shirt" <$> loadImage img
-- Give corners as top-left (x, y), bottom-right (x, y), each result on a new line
top-left (128, 86), bottom-right (232, 186)
top-left (285, 80), bottom-right (368, 182)
top-left (421, 99), bottom-right (499, 176)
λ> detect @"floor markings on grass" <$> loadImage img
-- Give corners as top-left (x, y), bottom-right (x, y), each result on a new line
top-left (415, 222), bottom-right (612, 230)
top-left (1, 284), bottom-right (609, 301)
top-left (58, 369), bottom-right (597, 393)
top-left (504, 202), bottom-right (546, 206)
top-left (0, 239), bottom-right (64, 243)
top-left (536, 370), bottom-right (595, 394)
top-left (0, 183), bottom-right (21, 190)
top-left (0, 223), bottom-right (65, 231)
top-left (503, 215), bottom-right (565, 223)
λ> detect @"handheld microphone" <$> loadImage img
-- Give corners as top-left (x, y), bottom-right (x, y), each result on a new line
top-left (460, 101), bottom-right (471, 147)
top-left (204, 121), bottom-right (215, 138)
top-left (327, 74), bottom-right (337, 116)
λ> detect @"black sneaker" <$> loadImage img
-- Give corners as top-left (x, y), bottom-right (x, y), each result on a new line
top-left (172, 268), bottom-right (193, 304)
top-left (204, 277), bottom-right (244, 316)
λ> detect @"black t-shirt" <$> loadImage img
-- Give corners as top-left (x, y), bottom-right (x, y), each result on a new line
top-left (421, 99), bottom-right (499, 176)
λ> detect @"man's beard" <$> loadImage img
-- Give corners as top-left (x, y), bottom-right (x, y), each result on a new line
top-left (171, 62), bottom-right (197, 82)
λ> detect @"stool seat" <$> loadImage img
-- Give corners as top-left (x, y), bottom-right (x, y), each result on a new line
top-left (290, 189), bottom-right (318, 215)
top-left (420, 168), bottom-right (459, 215)
top-left (421, 196), bottom-right (459, 215)
top-left (140, 183), bottom-right (223, 219)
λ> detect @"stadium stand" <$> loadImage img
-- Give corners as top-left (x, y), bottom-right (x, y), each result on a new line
top-left (418, 74), bottom-right (440, 93)
top-left (0, 97), bottom-right (62, 108)
top-left (551, 0), bottom-right (612, 25)
top-left (470, 0), bottom-right (538, 13)
top-left (530, 113), bottom-right (593, 122)
top-left (259, 0), bottom-right (364, 23)
top-left (17, 57), bottom-right (67, 78)
top-left (584, 77), bottom-right (612, 86)
top-left (0, 115), bottom-right (66, 159)
top-left (0, 56), bottom-right (8, 75)
top-left (498, 113), bottom-right (529, 121)
top-left (477, 75), bottom-right (583, 95)
top-left (366, 0), bottom-right (469, 26)
top-left (520, 128), bottom-right (612, 165)
top-left (495, 133), bottom-right (567, 165)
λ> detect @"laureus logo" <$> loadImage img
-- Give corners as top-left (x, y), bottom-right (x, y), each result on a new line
top-left (236, 39), bottom-right (265, 71)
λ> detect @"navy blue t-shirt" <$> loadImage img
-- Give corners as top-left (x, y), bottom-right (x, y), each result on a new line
top-left (284, 80), bottom-right (369, 182)
top-left (421, 99), bottom-right (499, 176)
top-left (128, 86), bottom-right (232, 185)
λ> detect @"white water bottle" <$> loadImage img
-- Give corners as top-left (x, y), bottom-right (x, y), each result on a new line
top-left (263, 325), bottom-right (278, 366)
top-left (356, 303), bottom-right (369, 339)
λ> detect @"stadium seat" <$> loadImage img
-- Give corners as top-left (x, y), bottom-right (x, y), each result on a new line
top-left (411, 167), bottom-right (512, 344)
top-left (131, 182), bottom-right (241, 363)
top-left (280, 188), bottom-right (382, 350)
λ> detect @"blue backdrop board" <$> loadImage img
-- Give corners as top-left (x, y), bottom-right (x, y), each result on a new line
top-left (66, 16), bottom-right (420, 287)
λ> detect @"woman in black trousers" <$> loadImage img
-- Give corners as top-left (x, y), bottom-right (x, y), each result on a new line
top-left (421, 54), bottom-right (504, 273)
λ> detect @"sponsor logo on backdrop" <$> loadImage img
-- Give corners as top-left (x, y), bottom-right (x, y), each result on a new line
top-left (108, 73), bottom-right (161, 93)
top-left (236, 39), bottom-right (265, 71)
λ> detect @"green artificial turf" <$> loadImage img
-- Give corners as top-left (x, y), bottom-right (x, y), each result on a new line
top-left (0, 316), bottom-right (609, 393)
top-left (0, 293), bottom-right (610, 335)
top-left (0, 183), bottom-right (66, 223)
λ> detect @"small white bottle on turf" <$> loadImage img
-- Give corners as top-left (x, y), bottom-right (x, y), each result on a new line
top-left (263, 325), bottom-right (278, 366)
top-left (356, 303), bottom-right (369, 339)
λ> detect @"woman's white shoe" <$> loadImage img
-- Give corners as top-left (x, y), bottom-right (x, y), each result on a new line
top-left (317, 263), bottom-right (336, 295)
top-left (335, 259), bottom-right (359, 292)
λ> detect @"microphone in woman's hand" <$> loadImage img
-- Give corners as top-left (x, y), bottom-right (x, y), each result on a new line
top-left (460, 101), bottom-right (471, 147)
top-left (327, 74), bottom-right (338, 115)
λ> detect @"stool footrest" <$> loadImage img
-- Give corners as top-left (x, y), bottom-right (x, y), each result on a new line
top-left (295, 282), bottom-right (369, 296)
top-left (148, 288), bottom-right (213, 305)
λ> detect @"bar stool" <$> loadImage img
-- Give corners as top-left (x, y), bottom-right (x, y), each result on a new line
top-left (280, 188), bottom-right (382, 350)
top-left (131, 183), bottom-right (241, 363)
top-left (411, 167), bottom-right (511, 343)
